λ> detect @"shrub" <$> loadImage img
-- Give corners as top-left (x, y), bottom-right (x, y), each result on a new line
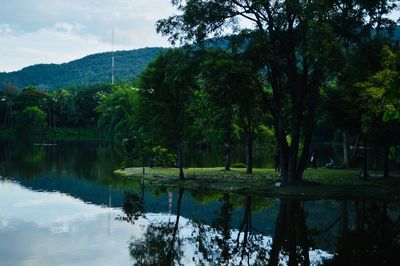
top-left (152, 146), bottom-right (177, 167)
top-left (13, 106), bottom-right (46, 135)
top-left (231, 163), bottom-right (247, 168)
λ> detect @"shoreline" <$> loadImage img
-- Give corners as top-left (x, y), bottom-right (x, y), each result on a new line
top-left (114, 167), bottom-right (400, 201)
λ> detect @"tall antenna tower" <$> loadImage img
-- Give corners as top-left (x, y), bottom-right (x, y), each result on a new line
top-left (111, 26), bottom-right (115, 85)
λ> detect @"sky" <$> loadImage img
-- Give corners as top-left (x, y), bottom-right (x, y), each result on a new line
top-left (1, 1), bottom-right (398, 73)
top-left (0, 0), bottom-right (177, 72)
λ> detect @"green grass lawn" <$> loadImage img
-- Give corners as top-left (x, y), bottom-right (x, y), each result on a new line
top-left (114, 167), bottom-right (400, 201)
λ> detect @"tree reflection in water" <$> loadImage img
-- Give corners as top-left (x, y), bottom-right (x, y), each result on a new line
top-left (126, 188), bottom-right (185, 266)
top-left (269, 199), bottom-right (309, 266)
top-left (121, 190), bottom-right (400, 266)
top-left (117, 179), bottom-right (145, 224)
top-left (325, 201), bottom-right (400, 266)
top-left (192, 195), bottom-right (270, 265)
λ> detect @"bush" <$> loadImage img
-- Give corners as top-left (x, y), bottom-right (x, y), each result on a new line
top-left (231, 163), bottom-right (247, 168)
top-left (13, 106), bottom-right (46, 135)
top-left (152, 146), bottom-right (177, 167)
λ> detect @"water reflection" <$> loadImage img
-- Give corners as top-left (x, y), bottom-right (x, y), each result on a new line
top-left (1, 140), bottom-right (399, 265)
top-left (117, 180), bottom-right (145, 224)
top-left (270, 199), bottom-right (309, 266)
top-left (123, 188), bottom-right (185, 265)
top-left (121, 190), bottom-right (400, 266)
top-left (326, 201), bottom-right (400, 265)
top-left (0, 140), bottom-right (122, 182)
top-left (0, 180), bottom-right (132, 265)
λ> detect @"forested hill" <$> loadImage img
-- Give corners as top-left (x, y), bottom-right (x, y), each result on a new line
top-left (1, 26), bottom-right (399, 92)
top-left (0, 47), bottom-right (165, 91)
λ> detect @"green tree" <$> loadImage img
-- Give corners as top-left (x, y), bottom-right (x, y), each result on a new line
top-left (357, 45), bottom-right (400, 177)
top-left (157, 0), bottom-right (397, 184)
top-left (138, 49), bottom-right (197, 180)
top-left (14, 86), bottom-right (49, 111)
top-left (157, 0), bottom-right (331, 183)
top-left (128, 189), bottom-right (185, 265)
top-left (50, 89), bottom-right (77, 128)
top-left (96, 85), bottom-right (153, 171)
top-left (0, 84), bottom-right (20, 127)
top-left (198, 49), bottom-right (238, 171)
top-left (96, 85), bottom-right (138, 140)
top-left (13, 106), bottom-right (47, 135)
top-left (199, 49), bottom-right (262, 173)
top-left (151, 146), bottom-right (177, 167)
top-left (73, 84), bottom-right (112, 127)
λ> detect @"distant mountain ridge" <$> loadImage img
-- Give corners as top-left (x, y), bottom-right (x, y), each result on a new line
top-left (0, 47), bottom-right (165, 91)
top-left (1, 26), bottom-right (399, 92)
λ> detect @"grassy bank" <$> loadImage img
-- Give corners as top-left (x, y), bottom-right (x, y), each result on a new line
top-left (114, 167), bottom-right (400, 201)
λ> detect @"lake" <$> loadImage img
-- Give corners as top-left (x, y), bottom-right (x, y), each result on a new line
top-left (0, 141), bottom-right (399, 265)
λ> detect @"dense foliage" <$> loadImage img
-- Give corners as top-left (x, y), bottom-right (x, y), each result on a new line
top-left (0, 84), bottom-right (111, 133)
top-left (13, 106), bottom-right (47, 135)
top-left (156, 0), bottom-right (400, 184)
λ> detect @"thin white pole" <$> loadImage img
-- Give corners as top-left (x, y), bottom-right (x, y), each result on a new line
top-left (112, 26), bottom-right (115, 85)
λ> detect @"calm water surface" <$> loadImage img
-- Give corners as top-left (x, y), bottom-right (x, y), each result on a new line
top-left (0, 141), bottom-right (399, 266)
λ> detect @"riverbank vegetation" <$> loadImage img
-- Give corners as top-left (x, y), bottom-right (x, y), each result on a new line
top-left (115, 167), bottom-right (400, 201)
top-left (0, 84), bottom-right (110, 140)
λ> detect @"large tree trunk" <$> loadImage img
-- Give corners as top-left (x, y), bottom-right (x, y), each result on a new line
top-left (223, 105), bottom-right (233, 171)
top-left (141, 154), bottom-right (145, 174)
top-left (269, 200), bottom-right (286, 266)
top-left (273, 109), bottom-right (290, 183)
top-left (294, 67), bottom-right (321, 182)
top-left (276, 101), bottom-right (316, 184)
top-left (269, 199), bottom-right (309, 266)
top-left (141, 178), bottom-right (145, 200)
top-left (224, 128), bottom-right (232, 171)
top-left (166, 188), bottom-right (184, 264)
top-left (363, 135), bottom-right (368, 180)
top-left (172, 188), bottom-right (183, 243)
top-left (245, 124), bottom-right (254, 174)
top-left (335, 201), bottom-right (350, 265)
top-left (273, 65), bottom-right (320, 185)
top-left (343, 130), bottom-right (349, 168)
top-left (224, 136), bottom-right (232, 171)
top-left (296, 200), bottom-right (310, 266)
top-left (383, 145), bottom-right (389, 177)
top-left (217, 194), bottom-right (232, 262)
top-left (236, 196), bottom-right (252, 251)
top-left (177, 137), bottom-right (184, 180)
top-left (286, 201), bottom-right (297, 266)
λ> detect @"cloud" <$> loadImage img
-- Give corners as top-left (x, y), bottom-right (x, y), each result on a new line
top-left (0, 0), bottom-right (176, 72)
top-left (4, 1), bottom-right (396, 72)
top-left (0, 24), bottom-right (13, 36)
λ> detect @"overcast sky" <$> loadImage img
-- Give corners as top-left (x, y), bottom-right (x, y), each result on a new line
top-left (0, 0), bottom-right (177, 72)
top-left (1, 1), bottom-right (398, 73)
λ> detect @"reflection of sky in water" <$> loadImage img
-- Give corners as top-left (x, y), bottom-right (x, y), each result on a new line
top-left (129, 214), bottom-right (333, 266)
top-left (0, 179), bottom-right (333, 266)
top-left (0, 179), bottom-right (135, 266)
top-left (0, 180), bottom-right (114, 231)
